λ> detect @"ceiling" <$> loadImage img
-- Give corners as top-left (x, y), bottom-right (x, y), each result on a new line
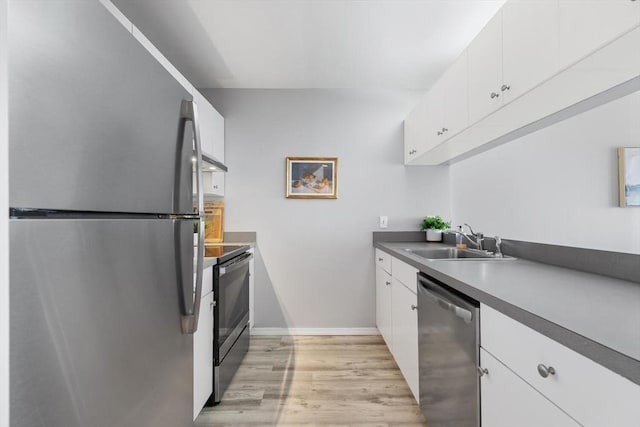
top-left (113, 0), bottom-right (505, 90)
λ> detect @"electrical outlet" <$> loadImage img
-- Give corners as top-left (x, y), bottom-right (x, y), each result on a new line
top-left (379, 216), bottom-right (388, 229)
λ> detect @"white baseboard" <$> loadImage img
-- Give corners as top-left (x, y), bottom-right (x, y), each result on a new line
top-left (250, 327), bottom-right (380, 336)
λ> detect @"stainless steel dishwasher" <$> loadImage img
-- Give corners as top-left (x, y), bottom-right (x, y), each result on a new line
top-left (418, 273), bottom-right (480, 427)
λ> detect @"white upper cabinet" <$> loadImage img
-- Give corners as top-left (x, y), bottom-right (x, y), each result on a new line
top-left (404, 79), bottom-right (444, 162)
top-left (468, 2), bottom-right (563, 127)
top-left (501, 0), bottom-right (559, 103)
top-left (441, 51), bottom-right (469, 140)
top-left (468, 11), bottom-right (503, 123)
top-left (193, 90), bottom-right (224, 162)
top-left (558, 0), bottom-right (640, 69)
top-left (404, 52), bottom-right (467, 161)
top-left (405, 0), bottom-right (640, 165)
top-left (192, 90), bottom-right (225, 197)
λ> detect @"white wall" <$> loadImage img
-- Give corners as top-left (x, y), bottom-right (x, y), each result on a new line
top-left (203, 89), bottom-right (450, 330)
top-left (450, 90), bottom-right (640, 254)
top-left (1, 0), bottom-right (9, 424)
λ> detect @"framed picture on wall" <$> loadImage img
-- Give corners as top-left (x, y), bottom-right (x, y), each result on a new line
top-left (286, 157), bottom-right (338, 199)
top-left (618, 147), bottom-right (640, 207)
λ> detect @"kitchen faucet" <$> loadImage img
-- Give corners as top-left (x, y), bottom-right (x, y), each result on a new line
top-left (464, 223), bottom-right (484, 251)
top-left (493, 236), bottom-right (503, 258)
top-left (450, 224), bottom-right (484, 251)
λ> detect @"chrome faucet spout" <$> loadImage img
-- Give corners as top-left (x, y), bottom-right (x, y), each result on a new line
top-left (493, 236), bottom-right (503, 258)
top-left (463, 223), bottom-right (484, 250)
top-left (475, 232), bottom-right (484, 251)
top-left (464, 223), bottom-right (477, 236)
top-left (451, 228), bottom-right (484, 251)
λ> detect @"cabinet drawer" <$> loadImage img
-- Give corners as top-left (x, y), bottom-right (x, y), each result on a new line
top-left (480, 348), bottom-right (580, 427)
top-left (391, 257), bottom-right (418, 293)
top-left (375, 248), bottom-right (391, 274)
top-left (481, 304), bottom-right (640, 426)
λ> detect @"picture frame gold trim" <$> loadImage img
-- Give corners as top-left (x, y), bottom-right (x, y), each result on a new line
top-left (618, 147), bottom-right (640, 208)
top-left (285, 157), bottom-right (338, 199)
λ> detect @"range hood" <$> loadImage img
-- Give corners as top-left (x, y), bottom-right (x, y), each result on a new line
top-left (201, 153), bottom-right (228, 173)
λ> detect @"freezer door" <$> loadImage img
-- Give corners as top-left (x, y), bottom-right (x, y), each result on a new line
top-left (10, 219), bottom-right (195, 427)
top-left (9, 1), bottom-right (194, 214)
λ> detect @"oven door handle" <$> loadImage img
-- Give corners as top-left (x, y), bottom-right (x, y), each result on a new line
top-left (219, 252), bottom-right (253, 276)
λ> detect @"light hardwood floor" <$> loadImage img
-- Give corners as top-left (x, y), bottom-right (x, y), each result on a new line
top-left (195, 335), bottom-right (428, 426)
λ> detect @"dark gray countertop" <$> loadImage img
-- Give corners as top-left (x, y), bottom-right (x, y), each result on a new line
top-left (374, 241), bottom-right (640, 386)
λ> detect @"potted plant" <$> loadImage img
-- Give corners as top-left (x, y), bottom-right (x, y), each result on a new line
top-left (420, 215), bottom-right (450, 242)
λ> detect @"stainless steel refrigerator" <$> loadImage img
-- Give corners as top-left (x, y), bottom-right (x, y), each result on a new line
top-left (9, 2), bottom-right (206, 426)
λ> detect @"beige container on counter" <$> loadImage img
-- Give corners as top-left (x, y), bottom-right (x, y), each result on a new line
top-left (204, 201), bottom-right (224, 243)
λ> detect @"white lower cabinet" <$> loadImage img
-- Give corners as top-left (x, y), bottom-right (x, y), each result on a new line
top-left (375, 265), bottom-right (393, 349)
top-left (391, 278), bottom-right (419, 401)
top-left (480, 304), bottom-right (640, 426)
top-left (374, 250), bottom-right (419, 402)
top-left (480, 348), bottom-right (580, 427)
top-left (193, 267), bottom-right (214, 419)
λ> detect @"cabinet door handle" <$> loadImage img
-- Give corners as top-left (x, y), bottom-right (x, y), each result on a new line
top-left (537, 364), bottom-right (556, 378)
top-left (501, 84), bottom-right (511, 92)
top-left (490, 92), bottom-right (500, 99)
top-left (213, 185), bottom-right (218, 189)
top-left (411, 304), bottom-right (418, 311)
top-left (437, 130), bottom-right (443, 136)
top-left (442, 127), bottom-right (448, 133)
top-left (378, 257), bottom-right (384, 261)
top-left (477, 367), bottom-right (489, 377)
top-left (385, 281), bottom-right (391, 286)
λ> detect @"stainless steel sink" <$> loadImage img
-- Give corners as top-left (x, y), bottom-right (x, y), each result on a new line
top-left (403, 247), bottom-right (515, 261)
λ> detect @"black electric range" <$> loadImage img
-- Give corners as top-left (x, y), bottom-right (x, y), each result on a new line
top-left (203, 244), bottom-right (250, 263)
top-left (203, 243), bottom-right (253, 405)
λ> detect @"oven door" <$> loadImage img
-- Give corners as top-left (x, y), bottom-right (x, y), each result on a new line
top-left (214, 252), bottom-right (252, 364)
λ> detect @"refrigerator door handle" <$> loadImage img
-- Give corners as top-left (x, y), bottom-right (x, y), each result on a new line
top-left (179, 99), bottom-right (204, 334)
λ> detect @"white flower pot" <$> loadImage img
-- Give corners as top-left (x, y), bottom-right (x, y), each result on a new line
top-left (426, 229), bottom-right (443, 242)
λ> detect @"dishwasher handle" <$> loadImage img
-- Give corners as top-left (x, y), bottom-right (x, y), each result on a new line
top-left (418, 276), bottom-right (474, 323)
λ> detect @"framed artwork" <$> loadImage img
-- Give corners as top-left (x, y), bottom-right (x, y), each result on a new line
top-left (618, 147), bottom-right (640, 207)
top-left (286, 157), bottom-right (338, 199)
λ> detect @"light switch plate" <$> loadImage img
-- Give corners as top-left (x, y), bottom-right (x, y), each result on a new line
top-left (379, 216), bottom-right (388, 229)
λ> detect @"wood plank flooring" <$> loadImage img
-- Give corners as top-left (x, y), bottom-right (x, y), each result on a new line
top-left (195, 335), bottom-right (427, 426)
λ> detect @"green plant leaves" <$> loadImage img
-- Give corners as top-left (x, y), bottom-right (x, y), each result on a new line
top-left (420, 215), bottom-right (451, 231)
